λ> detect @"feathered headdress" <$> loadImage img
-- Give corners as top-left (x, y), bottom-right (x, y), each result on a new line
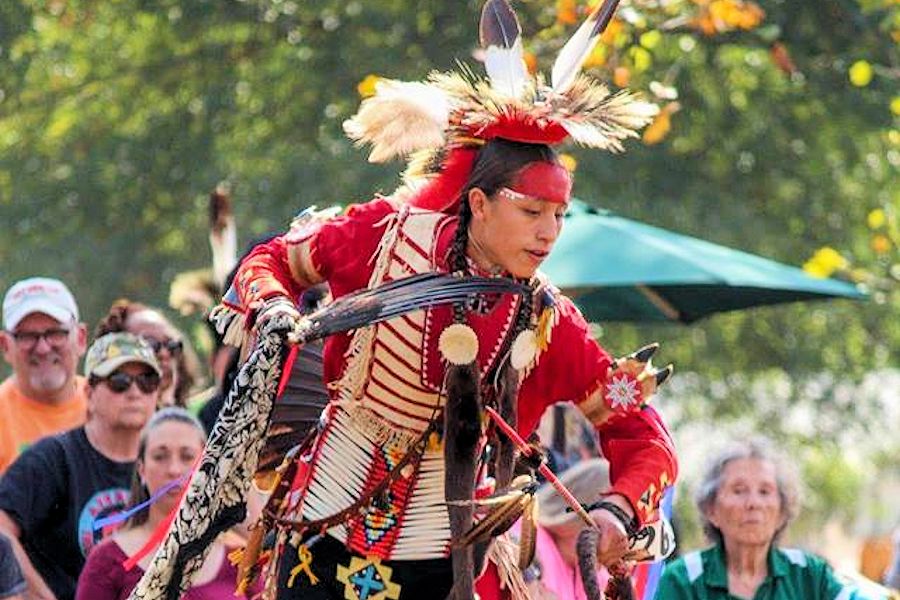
top-left (343, 0), bottom-right (657, 212)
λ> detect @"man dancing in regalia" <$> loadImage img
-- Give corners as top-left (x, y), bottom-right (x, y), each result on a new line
top-left (130, 2), bottom-right (678, 599)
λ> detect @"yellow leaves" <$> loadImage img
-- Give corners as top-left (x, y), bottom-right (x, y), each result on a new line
top-left (871, 234), bottom-right (892, 255)
top-left (639, 30), bottom-right (662, 50)
top-left (559, 153), bottom-right (578, 173)
top-left (868, 209), bottom-right (886, 229)
top-left (804, 247), bottom-right (849, 279)
top-left (600, 18), bottom-right (624, 46)
top-left (582, 44), bottom-right (607, 68)
top-left (891, 97), bottom-right (900, 116)
top-left (867, 210), bottom-right (896, 255)
top-left (523, 51), bottom-right (538, 75)
top-left (556, 0), bottom-right (579, 26)
top-left (849, 60), bottom-right (874, 87)
top-left (46, 110), bottom-right (76, 141)
top-left (642, 102), bottom-right (680, 145)
top-left (357, 74), bottom-right (381, 98)
top-left (692, 0), bottom-right (765, 36)
top-left (630, 46), bottom-right (653, 72)
top-left (889, 130), bottom-right (900, 146)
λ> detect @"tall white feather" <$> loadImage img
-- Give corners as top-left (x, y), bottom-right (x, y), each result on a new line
top-left (343, 80), bottom-right (450, 163)
top-left (484, 39), bottom-right (528, 98)
top-left (551, 0), bottom-right (621, 94)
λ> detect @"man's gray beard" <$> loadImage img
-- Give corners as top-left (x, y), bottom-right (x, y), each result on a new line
top-left (28, 365), bottom-right (69, 394)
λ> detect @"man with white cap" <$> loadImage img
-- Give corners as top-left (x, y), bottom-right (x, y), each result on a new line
top-left (0, 277), bottom-right (88, 474)
top-left (0, 332), bottom-right (161, 600)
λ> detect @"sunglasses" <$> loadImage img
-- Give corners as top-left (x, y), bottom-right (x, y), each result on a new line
top-left (11, 328), bottom-right (71, 351)
top-left (95, 370), bottom-right (161, 394)
top-left (145, 338), bottom-right (183, 355)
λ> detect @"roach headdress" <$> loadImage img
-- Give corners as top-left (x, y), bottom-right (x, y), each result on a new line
top-left (343, 0), bottom-right (657, 213)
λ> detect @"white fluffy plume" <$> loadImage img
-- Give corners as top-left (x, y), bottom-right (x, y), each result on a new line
top-left (343, 80), bottom-right (450, 163)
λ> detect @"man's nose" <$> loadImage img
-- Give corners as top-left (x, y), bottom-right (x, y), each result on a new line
top-left (537, 213), bottom-right (561, 243)
top-left (32, 335), bottom-right (55, 354)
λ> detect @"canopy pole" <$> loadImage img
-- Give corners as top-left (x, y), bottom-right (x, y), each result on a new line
top-left (636, 285), bottom-right (682, 321)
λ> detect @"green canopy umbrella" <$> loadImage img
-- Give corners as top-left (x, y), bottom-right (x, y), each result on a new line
top-left (541, 200), bottom-right (866, 324)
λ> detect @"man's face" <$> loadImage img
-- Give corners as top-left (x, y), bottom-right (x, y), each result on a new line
top-left (0, 312), bottom-right (87, 400)
top-left (87, 362), bottom-right (159, 431)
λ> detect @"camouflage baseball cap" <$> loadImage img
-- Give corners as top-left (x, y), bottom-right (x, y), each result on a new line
top-left (84, 332), bottom-right (161, 378)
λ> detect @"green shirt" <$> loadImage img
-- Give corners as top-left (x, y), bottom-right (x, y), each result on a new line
top-left (654, 543), bottom-right (868, 600)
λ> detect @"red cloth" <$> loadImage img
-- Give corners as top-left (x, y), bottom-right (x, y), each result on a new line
top-left (234, 198), bottom-right (677, 526)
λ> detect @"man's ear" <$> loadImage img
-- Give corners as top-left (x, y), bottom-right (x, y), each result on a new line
top-left (74, 323), bottom-right (88, 357)
top-left (468, 187), bottom-right (489, 222)
top-left (0, 332), bottom-right (14, 365)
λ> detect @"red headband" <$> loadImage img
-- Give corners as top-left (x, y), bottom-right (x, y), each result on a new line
top-left (407, 150), bottom-right (572, 214)
top-left (507, 161), bottom-right (572, 205)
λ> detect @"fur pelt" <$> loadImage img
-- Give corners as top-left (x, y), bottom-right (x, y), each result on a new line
top-left (444, 361), bottom-right (482, 600)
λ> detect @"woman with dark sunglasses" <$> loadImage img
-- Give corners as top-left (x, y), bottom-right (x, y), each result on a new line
top-left (95, 300), bottom-right (202, 409)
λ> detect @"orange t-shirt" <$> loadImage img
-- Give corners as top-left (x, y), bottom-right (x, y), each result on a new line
top-left (0, 376), bottom-right (88, 475)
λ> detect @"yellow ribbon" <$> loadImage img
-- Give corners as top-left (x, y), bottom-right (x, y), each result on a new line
top-left (287, 544), bottom-right (319, 588)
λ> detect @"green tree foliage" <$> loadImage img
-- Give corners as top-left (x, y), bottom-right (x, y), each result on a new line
top-left (0, 0), bottom-right (897, 538)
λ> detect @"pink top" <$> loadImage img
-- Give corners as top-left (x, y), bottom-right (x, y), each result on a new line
top-left (532, 525), bottom-right (609, 600)
top-left (474, 524), bottom-right (610, 600)
top-left (76, 539), bottom-right (260, 600)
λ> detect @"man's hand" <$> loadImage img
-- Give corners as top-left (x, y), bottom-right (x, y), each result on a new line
top-left (254, 297), bottom-right (301, 334)
top-left (588, 495), bottom-right (635, 566)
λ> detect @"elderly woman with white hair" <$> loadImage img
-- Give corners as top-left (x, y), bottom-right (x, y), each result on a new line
top-left (655, 438), bottom-right (864, 600)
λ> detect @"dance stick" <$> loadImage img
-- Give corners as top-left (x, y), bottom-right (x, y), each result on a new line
top-left (484, 406), bottom-right (596, 530)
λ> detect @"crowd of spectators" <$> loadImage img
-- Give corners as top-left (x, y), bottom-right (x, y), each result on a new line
top-left (0, 277), bottom-right (219, 600)
top-left (1, 275), bottom-right (899, 600)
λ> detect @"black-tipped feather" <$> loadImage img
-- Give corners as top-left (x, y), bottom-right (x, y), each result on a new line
top-left (479, 0), bottom-right (528, 97)
top-left (551, 0), bottom-right (623, 93)
top-left (295, 273), bottom-right (526, 343)
top-left (480, 0), bottom-right (520, 48)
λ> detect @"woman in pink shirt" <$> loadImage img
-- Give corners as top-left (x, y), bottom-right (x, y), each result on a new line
top-left (76, 408), bottom-right (259, 600)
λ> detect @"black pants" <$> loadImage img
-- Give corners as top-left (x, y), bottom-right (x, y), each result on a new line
top-left (276, 534), bottom-right (454, 599)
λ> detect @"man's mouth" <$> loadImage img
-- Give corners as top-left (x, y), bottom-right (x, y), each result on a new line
top-left (28, 356), bottom-right (62, 367)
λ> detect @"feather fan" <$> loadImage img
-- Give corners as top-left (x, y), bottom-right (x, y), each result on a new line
top-left (256, 341), bottom-right (328, 474)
